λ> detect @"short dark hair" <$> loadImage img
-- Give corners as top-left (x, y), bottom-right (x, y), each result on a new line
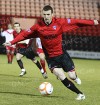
top-left (14, 22), bottom-right (20, 26)
top-left (42, 5), bottom-right (53, 13)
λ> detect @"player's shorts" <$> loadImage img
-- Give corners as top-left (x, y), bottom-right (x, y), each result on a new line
top-left (17, 47), bottom-right (36, 59)
top-left (6, 46), bottom-right (15, 52)
top-left (37, 48), bottom-right (44, 55)
top-left (46, 51), bottom-right (75, 72)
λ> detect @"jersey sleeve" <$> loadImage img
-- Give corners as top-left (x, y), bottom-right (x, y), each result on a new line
top-left (66, 18), bottom-right (94, 25)
top-left (11, 25), bottom-right (38, 45)
top-left (61, 18), bottom-right (94, 32)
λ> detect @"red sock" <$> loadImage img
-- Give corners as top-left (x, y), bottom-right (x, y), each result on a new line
top-left (11, 54), bottom-right (14, 63)
top-left (40, 59), bottom-right (46, 73)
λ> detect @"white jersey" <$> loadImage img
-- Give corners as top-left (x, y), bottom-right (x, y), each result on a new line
top-left (36, 38), bottom-right (42, 49)
top-left (1, 29), bottom-right (14, 42)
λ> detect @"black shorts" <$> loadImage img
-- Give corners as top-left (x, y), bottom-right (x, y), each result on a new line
top-left (46, 51), bottom-right (75, 72)
top-left (17, 47), bottom-right (36, 60)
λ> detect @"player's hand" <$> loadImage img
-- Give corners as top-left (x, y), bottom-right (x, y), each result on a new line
top-left (3, 42), bottom-right (11, 46)
top-left (94, 20), bottom-right (99, 25)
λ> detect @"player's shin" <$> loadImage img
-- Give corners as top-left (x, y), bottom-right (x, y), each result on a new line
top-left (61, 78), bottom-right (83, 94)
top-left (40, 59), bottom-right (46, 73)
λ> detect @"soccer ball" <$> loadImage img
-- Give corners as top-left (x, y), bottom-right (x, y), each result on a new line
top-left (39, 82), bottom-right (53, 95)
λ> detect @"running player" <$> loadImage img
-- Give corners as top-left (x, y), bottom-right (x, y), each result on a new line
top-left (13, 22), bottom-right (48, 78)
top-left (3, 5), bottom-right (99, 100)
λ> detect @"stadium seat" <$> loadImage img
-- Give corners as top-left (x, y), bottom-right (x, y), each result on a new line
top-left (1, 9), bottom-right (6, 15)
top-left (16, 9), bottom-right (21, 15)
top-left (20, 2), bottom-right (25, 7)
top-left (11, 10), bottom-right (16, 15)
top-left (26, 11), bottom-right (31, 17)
top-left (20, 10), bottom-right (25, 16)
top-left (54, 0), bottom-right (59, 5)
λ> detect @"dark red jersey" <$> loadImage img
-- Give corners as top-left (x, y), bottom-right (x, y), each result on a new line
top-left (11, 18), bottom-right (94, 57)
top-left (13, 30), bottom-right (28, 48)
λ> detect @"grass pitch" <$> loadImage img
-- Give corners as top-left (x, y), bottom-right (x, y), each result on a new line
top-left (0, 54), bottom-right (100, 105)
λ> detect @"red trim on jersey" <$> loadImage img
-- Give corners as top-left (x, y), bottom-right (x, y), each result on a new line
top-left (6, 30), bottom-right (13, 34)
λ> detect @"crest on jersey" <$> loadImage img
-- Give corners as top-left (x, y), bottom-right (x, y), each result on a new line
top-left (53, 26), bottom-right (57, 30)
top-left (26, 28), bottom-right (31, 32)
top-left (67, 19), bottom-right (71, 24)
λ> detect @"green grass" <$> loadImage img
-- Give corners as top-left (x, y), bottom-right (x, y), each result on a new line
top-left (0, 54), bottom-right (100, 105)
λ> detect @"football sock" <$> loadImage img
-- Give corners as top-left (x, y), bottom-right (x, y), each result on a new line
top-left (11, 53), bottom-right (14, 63)
top-left (17, 60), bottom-right (24, 69)
top-left (40, 68), bottom-right (44, 74)
top-left (21, 69), bottom-right (26, 72)
top-left (35, 61), bottom-right (43, 72)
top-left (61, 78), bottom-right (83, 94)
top-left (40, 59), bottom-right (46, 73)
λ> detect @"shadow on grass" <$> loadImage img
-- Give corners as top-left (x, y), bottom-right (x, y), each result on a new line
top-left (0, 73), bottom-right (33, 78)
top-left (0, 91), bottom-right (61, 98)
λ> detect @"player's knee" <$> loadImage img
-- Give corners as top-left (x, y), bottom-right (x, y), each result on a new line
top-left (40, 57), bottom-right (45, 61)
top-left (40, 56), bottom-right (45, 60)
top-left (16, 56), bottom-right (22, 60)
top-left (68, 72), bottom-right (76, 80)
top-left (6, 50), bottom-right (10, 53)
top-left (11, 51), bottom-right (14, 54)
top-left (32, 58), bottom-right (37, 63)
top-left (53, 68), bottom-right (66, 80)
top-left (39, 54), bottom-right (45, 60)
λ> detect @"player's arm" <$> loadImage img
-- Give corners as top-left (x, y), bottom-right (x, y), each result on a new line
top-left (67, 19), bottom-right (99, 25)
top-left (0, 31), bottom-right (5, 37)
top-left (17, 39), bottom-right (30, 44)
top-left (3, 25), bottom-right (38, 46)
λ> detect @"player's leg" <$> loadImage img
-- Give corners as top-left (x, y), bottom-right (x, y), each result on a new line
top-left (10, 47), bottom-right (15, 63)
top-left (63, 52), bottom-right (81, 85)
top-left (46, 56), bottom-right (85, 100)
top-left (25, 47), bottom-right (48, 79)
top-left (6, 46), bottom-right (11, 63)
top-left (16, 53), bottom-right (26, 76)
top-left (38, 52), bottom-right (47, 73)
top-left (68, 70), bottom-right (81, 85)
top-left (53, 68), bottom-right (85, 100)
top-left (32, 57), bottom-right (48, 79)
top-left (37, 48), bottom-right (47, 73)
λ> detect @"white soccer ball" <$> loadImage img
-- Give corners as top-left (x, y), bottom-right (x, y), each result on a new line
top-left (39, 82), bottom-right (53, 95)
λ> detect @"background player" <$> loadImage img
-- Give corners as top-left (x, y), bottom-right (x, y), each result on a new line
top-left (13, 22), bottom-right (48, 78)
top-left (1, 24), bottom-right (15, 64)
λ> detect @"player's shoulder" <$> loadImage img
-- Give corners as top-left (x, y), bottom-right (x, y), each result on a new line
top-left (54, 17), bottom-right (69, 25)
top-left (13, 30), bottom-right (16, 34)
top-left (1, 30), bottom-right (7, 35)
top-left (36, 18), bottom-right (44, 26)
top-left (7, 29), bottom-right (14, 32)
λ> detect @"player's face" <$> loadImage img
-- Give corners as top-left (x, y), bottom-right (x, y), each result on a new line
top-left (14, 24), bottom-right (21, 33)
top-left (8, 24), bottom-right (12, 29)
top-left (42, 10), bottom-right (53, 25)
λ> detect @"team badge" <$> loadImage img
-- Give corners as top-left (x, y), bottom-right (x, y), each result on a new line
top-left (67, 19), bottom-right (71, 24)
top-left (53, 26), bottom-right (57, 30)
